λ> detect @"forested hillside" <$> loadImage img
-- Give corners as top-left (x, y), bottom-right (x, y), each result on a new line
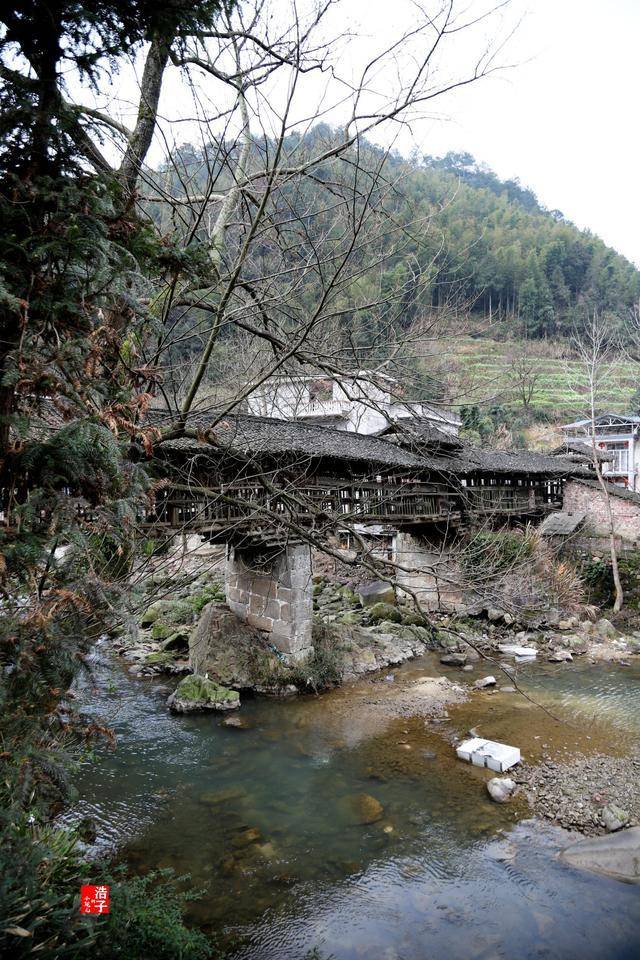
top-left (413, 151), bottom-right (640, 337)
top-left (151, 130), bottom-right (640, 351)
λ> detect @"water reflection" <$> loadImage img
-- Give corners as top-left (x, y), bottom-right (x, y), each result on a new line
top-left (64, 643), bottom-right (640, 958)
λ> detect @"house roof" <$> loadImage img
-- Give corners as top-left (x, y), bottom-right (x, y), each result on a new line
top-left (430, 446), bottom-right (592, 478)
top-left (376, 418), bottom-right (463, 449)
top-left (155, 409), bottom-right (589, 479)
top-left (538, 511), bottom-right (586, 536)
top-left (563, 412), bottom-right (640, 430)
top-left (375, 418), bottom-right (589, 478)
top-left (549, 440), bottom-right (612, 463)
top-left (571, 477), bottom-right (640, 505)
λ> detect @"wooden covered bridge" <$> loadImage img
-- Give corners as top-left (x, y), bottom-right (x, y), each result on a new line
top-left (140, 411), bottom-right (589, 661)
top-left (147, 412), bottom-right (577, 539)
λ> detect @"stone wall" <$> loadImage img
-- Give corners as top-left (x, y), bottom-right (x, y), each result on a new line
top-left (564, 480), bottom-right (640, 546)
top-left (394, 531), bottom-right (464, 612)
top-left (225, 543), bottom-right (313, 660)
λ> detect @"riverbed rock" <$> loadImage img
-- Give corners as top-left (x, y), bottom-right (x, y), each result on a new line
top-left (474, 675), bottom-right (497, 689)
top-left (161, 627), bottom-right (191, 651)
top-left (232, 827), bottom-right (262, 849)
top-left (487, 608), bottom-right (505, 622)
top-left (358, 581), bottom-right (396, 607)
top-left (402, 611), bottom-right (429, 627)
top-left (350, 793), bottom-right (384, 824)
top-left (601, 804), bottom-right (630, 832)
top-left (560, 827), bottom-right (640, 882)
top-left (596, 618), bottom-right (617, 640)
top-left (487, 777), bottom-right (516, 803)
top-left (440, 653), bottom-right (467, 666)
top-left (337, 610), bottom-right (364, 625)
top-left (221, 714), bottom-right (253, 729)
top-left (367, 603), bottom-right (402, 624)
top-left (548, 649), bottom-right (573, 663)
top-left (141, 599), bottom-right (195, 628)
top-left (167, 674), bottom-right (240, 713)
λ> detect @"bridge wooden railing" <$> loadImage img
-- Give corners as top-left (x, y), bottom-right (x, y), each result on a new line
top-left (461, 483), bottom-right (559, 515)
top-left (143, 480), bottom-right (460, 531)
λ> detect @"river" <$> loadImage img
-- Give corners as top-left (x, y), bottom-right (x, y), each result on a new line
top-left (63, 642), bottom-right (640, 959)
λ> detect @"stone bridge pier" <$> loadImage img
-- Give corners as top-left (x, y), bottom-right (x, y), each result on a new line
top-left (225, 542), bottom-right (313, 661)
top-left (394, 531), bottom-right (464, 612)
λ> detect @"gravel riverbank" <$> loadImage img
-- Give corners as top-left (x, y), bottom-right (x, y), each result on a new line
top-left (517, 753), bottom-right (640, 835)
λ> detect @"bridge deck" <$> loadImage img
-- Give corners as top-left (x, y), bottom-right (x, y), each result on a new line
top-left (141, 478), bottom-right (556, 535)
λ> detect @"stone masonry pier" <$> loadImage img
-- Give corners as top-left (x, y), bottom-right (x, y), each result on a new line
top-left (225, 543), bottom-right (313, 661)
top-left (394, 531), bottom-right (463, 612)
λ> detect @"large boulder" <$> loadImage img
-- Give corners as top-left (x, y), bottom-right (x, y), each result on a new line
top-left (312, 623), bottom-right (430, 680)
top-left (167, 674), bottom-right (240, 713)
top-left (189, 602), bottom-right (274, 688)
top-left (358, 581), bottom-right (396, 607)
top-left (560, 827), bottom-right (640, 882)
top-left (548, 648), bottom-right (573, 662)
top-left (440, 652), bottom-right (467, 666)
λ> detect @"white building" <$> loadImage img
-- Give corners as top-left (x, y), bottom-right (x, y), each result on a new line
top-left (562, 413), bottom-right (640, 491)
top-left (247, 371), bottom-right (460, 437)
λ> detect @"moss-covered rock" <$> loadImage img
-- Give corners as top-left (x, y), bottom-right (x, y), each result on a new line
top-left (367, 602), bottom-right (402, 624)
top-left (167, 674), bottom-right (240, 713)
top-left (337, 585), bottom-right (358, 604)
top-left (140, 599), bottom-right (195, 628)
top-left (151, 621), bottom-right (172, 640)
top-left (191, 583), bottom-right (226, 613)
top-left (401, 611), bottom-right (429, 627)
top-left (337, 610), bottom-right (363, 625)
top-left (358, 581), bottom-right (396, 607)
top-left (145, 650), bottom-right (180, 665)
top-left (161, 627), bottom-right (191, 651)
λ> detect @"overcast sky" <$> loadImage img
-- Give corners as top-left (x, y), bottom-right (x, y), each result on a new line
top-left (105, 0), bottom-right (639, 266)
top-left (401, 0), bottom-right (640, 266)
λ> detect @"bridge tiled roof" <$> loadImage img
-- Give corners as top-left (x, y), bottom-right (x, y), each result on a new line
top-left (433, 446), bottom-right (592, 478)
top-left (159, 412), bottom-right (427, 470)
top-left (156, 410), bottom-right (590, 479)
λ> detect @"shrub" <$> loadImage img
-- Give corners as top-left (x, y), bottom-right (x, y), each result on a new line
top-left (462, 527), bottom-right (537, 576)
top-left (93, 869), bottom-right (213, 960)
top-left (0, 820), bottom-right (213, 960)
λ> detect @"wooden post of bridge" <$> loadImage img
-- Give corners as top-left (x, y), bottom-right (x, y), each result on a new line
top-left (224, 542), bottom-right (314, 661)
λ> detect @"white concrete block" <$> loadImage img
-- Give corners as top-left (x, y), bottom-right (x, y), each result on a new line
top-left (456, 737), bottom-right (487, 762)
top-left (498, 644), bottom-right (537, 658)
top-left (456, 737), bottom-right (521, 772)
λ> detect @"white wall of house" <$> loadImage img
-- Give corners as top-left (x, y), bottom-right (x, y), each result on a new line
top-left (562, 416), bottom-right (640, 491)
top-left (247, 373), bottom-right (460, 437)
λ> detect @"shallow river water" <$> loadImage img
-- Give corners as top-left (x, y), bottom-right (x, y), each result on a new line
top-left (66, 645), bottom-right (640, 959)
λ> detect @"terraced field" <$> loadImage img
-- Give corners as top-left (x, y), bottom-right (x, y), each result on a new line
top-left (442, 338), bottom-right (638, 420)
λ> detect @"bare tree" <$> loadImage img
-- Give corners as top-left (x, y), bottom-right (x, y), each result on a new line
top-left (37, 0), bottom-right (535, 623)
top-left (571, 313), bottom-right (624, 613)
top-left (59, 1), bottom-right (517, 435)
